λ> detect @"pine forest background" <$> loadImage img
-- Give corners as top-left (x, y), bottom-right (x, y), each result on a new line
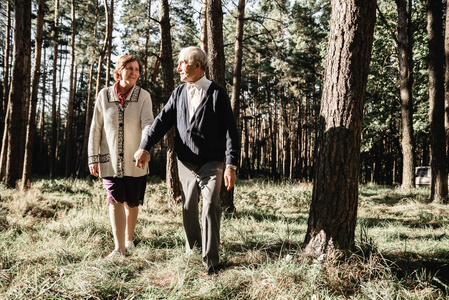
top-left (0, 0), bottom-right (441, 186)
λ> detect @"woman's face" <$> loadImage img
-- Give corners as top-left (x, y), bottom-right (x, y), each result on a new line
top-left (120, 60), bottom-right (140, 88)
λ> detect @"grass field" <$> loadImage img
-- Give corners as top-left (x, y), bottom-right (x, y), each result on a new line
top-left (0, 177), bottom-right (448, 299)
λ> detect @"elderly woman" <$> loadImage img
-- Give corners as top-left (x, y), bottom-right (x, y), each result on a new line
top-left (88, 55), bottom-right (154, 257)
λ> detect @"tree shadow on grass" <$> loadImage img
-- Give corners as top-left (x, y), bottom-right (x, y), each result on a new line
top-left (360, 217), bottom-right (447, 230)
top-left (385, 253), bottom-right (449, 294)
top-left (225, 208), bottom-right (308, 224)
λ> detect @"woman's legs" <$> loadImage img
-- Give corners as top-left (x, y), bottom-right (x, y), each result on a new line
top-left (125, 204), bottom-right (139, 245)
top-left (109, 202), bottom-right (126, 253)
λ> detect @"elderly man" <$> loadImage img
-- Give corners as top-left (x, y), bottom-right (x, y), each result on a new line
top-left (134, 46), bottom-right (239, 274)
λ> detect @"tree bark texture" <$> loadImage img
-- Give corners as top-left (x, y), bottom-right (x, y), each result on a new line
top-left (22, 0), bottom-right (45, 189)
top-left (427, 0), bottom-right (448, 203)
top-left (2, 0), bottom-right (32, 187)
top-left (159, 0), bottom-right (182, 205)
top-left (231, 0), bottom-right (245, 125)
top-left (305, 0), bottom-right (377, 252)
top-left (445, 0), bottom-right (449, 173)
top-left (397, 0), bottom-right (415, 190)
top-left (206, 0), bottom-right (225, 86)
top-left (207, 0), bottom-right (235, 211)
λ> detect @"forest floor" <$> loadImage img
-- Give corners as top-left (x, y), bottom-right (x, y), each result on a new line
top-left (0, 177), bottom-right (448, 299)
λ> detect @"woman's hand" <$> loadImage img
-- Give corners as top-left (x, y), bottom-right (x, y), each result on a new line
top-left (89, 163), bottom-right (99, 177)
top-left (134, 149), bottom-right (151, 169)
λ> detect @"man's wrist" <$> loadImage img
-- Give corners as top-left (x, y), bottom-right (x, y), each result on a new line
top-left (226, 164), bottom-right (237, 171)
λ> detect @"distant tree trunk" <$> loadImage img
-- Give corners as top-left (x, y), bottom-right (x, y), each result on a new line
top-left (80, 60), bottom-right (95, 177)
top-left (305, 0), bottom-right (377, 254)
top-left (1, 0), bottom-right (32, 188)
top-left (159, 0), bottom-right (182, 204)
top-left (38, 49), bottom-right (47, 172)
top-left (231, 0), bottom-right (245, 169)
top-left (1, 1), bottom-right (11, 143)
top-left (105, 0), bottom-right (113, 86)
top-left (79, 1), bottom-right (100, 177)
top-left (22, 0), bottom-right (45, 189)
top-left (143, 0), bottom-right (152, 89)
top-left (427, 0), bottom-right (448, 203)
top-left (95, 0), bottom-right (111, 97)
top-left (50, 0), bottom-right (59, 178)
top-left (397, 0), bottom-right (414, 190)
top-left (65, 0), bottom-right (76, 177)
top-left (201, 0), bottom-right (208, 50)
top-left (269, 88), bottom-right (278, 180)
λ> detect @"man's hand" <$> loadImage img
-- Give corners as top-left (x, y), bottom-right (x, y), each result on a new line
top-left (224, 167), bottom-right (236, 191)
top-left (134, 149), bottom-right (151, 169)
top-left (89, 163), bottom-right (99, 177)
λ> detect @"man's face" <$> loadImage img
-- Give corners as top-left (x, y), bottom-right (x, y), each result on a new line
top-left (177, 55), bottom-right (203, 83)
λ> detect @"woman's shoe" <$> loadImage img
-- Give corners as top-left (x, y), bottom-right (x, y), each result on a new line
top-left (125, 241), bottom-right (135, 250)
top-left (107, 249), bottom-right (124, 258)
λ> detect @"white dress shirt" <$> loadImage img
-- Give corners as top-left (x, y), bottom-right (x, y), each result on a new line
top-left (187, 75), bottom-right (212, 122)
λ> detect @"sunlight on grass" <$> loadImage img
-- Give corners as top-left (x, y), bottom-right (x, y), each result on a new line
top-left (0, 178), bottom-right (448, 298)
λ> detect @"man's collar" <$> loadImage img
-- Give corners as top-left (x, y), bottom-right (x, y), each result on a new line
top-left (191, 75), bottom-right (210, 90)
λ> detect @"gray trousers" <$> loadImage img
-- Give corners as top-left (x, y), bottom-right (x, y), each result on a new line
top-left (177, 159), bottom-right (223, 268)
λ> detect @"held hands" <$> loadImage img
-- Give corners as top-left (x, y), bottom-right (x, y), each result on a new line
top-left (224, 167), bottom-right (237, 191)
top-left (134, 149), bottom-right (151, 169)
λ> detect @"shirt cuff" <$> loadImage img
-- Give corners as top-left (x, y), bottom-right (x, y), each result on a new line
top-left (226, 164), bottom-right (237, 171)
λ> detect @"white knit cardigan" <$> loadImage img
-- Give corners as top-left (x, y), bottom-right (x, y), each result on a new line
top-left (88, 85), bottom-right (154, 178)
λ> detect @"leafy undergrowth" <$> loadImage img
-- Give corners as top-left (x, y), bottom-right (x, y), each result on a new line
top-left (0, 178), bottom-right (448, 299)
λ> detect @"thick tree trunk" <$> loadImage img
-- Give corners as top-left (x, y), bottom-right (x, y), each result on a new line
top-left (206, 0), bottom-right (225, 86)
top-left (65, 0), bottom-right (76, 177)
top-left (397, 0), bottom-right (414, 190)
top-left (427, 0), bottom-right (448, 203)
top-left (22, 0), bottom-right (45, 189)
top-left (305, 0), bottom-right (377, 254)
top-left (445, 0), bottom-right (449, 173)
top-left (207, 0), bottom-right (235, 211)
top-left (159, 0), bottom-right (182, 205)
top-left (2, 0), bottom-right (32, 188)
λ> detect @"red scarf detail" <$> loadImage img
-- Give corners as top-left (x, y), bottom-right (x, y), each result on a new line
top-left (115, 83), bottom-right (133, 106)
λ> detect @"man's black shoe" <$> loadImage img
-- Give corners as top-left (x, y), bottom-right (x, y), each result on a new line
top-left (207, 265), bottom-right (219, 275)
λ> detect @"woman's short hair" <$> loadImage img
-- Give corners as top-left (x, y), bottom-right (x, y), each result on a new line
top-left (113, 55), bottom-right (142, 82)
top-left (179, 47), bottom-right (208, 71)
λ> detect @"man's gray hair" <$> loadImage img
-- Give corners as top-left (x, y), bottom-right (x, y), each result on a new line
top-left (179, 46), bottom-right (208, 71)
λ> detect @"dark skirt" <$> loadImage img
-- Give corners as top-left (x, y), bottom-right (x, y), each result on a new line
top-left (102, 176), bottom-right (147, 207)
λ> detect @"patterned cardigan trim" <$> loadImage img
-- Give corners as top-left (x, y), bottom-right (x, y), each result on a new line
top-left (105, 85), bottom-right (142, 178)
top-left (88, 154), bottom-right (110, 165)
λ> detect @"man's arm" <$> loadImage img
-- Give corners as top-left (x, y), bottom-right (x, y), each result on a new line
top-left (134, 89), bottom-right (178, 168)
top-left (221, 87), bottom-right (240, 190)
